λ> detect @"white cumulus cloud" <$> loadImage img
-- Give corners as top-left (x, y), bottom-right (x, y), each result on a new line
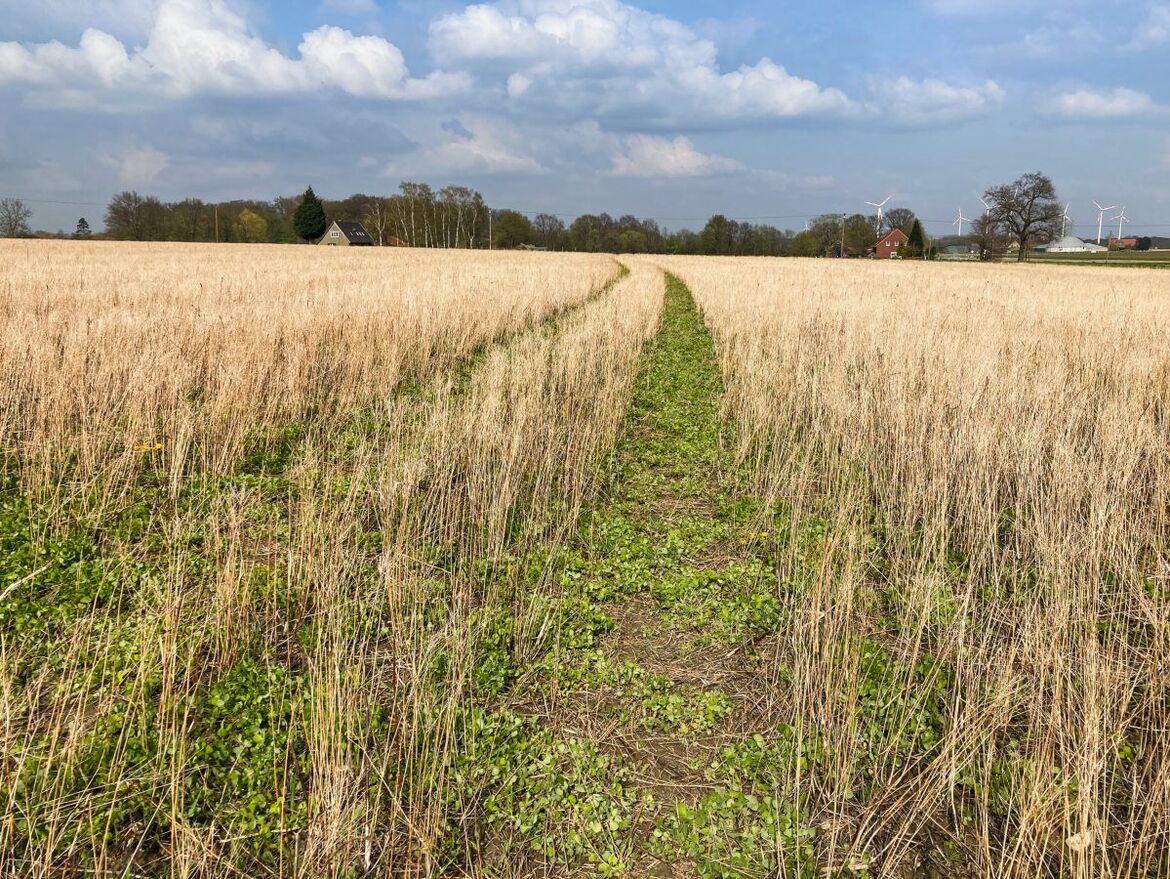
top-left (610, 135), bottom-right (741, 177)
top-left (1126, 2), bottom-right (1170, 50)
top-left (874, 77), bottom-right (1005, 125)
top-left (383, 117), bottom-right (545, 175)
top-left (0, 0), bottom-right (468, 102)
top-left (1048, 87), bottom-right (1159, 119)
top-left (107, 145), bottom-right (169, 182)
top-left (429, 0), bottom-right (854, 126)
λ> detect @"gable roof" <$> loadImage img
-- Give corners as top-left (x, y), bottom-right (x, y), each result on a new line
top-left (877, 228), bottom-right (909, 245)
top-left (333, 220), bottom-right (372, 242)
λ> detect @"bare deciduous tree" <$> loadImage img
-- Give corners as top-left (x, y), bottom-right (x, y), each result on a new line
top-left (983, 172), bottom-right (1062, 262)
top-left (105, 191), bottom-right (168, 241)
top-left (969, 213), bottom-right (1010, 261)
top-left (363, 196), bottom-right (392, 246)
top-left (0, 198), bottom-right (33, 238)
top-left (533, 213), bottom-right (566, 250)
top-left (885, 207), bottom-right (917, 233)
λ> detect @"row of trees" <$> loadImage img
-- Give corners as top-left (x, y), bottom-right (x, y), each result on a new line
top-left (4, 181), bottom-right (925, 257)
top-left (485, 210), bottom-right (800, 255)
top-left (92, 185), bottom-right (834, 255)
top-left (4, 171), bottom-right (1077, 262)
top-left (8, 185), bottom-right (916, 256)
top-left (786, 209), bottom-right (926, 258)
top-left (97, 184), bottom-right (492, 248)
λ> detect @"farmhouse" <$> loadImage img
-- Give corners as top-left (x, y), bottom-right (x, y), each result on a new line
top-left (874, 228), bottom-right (909, 259)
top-left (319, 220), bottom-right (374, 246)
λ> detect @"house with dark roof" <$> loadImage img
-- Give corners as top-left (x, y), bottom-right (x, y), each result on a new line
top-left (319, 220), bottom-right (374, 246)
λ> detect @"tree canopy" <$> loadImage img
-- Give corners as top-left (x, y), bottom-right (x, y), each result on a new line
top-left (843, 214), bottom-right (877, 257)
top-left (886, 208), bottom-right (917, 234)
top-left (491, 210), bottom-right (535, 249)
top-left (104, 191), bottom-right (167, 241)
top-left (233, 209), bottom-right (268, 243)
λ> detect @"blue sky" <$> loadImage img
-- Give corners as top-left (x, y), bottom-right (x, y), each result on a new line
top-left (1, 0), bottom-right (1168, 237)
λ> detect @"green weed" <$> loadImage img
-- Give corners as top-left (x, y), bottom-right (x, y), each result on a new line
top-left (446, 709), bottom-right (640, 872)
top-left (186, 659), bottom-right (309, 866)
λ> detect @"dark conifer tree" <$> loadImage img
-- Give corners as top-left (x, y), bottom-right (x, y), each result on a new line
top-left (907, 219), bottom-right (926, 259)
top-left (293, 187), bottom-right (328, 243)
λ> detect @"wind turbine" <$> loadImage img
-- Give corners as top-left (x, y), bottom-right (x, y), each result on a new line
top-left (1093, 200), bottom-right (1116, 244)
top-left (1112, 206), bottom-right (1130, 240)
top-left (954, 208), bottom-right (970, 237)
top-left (1060, 203), bottom-right (1072, 239)
top-left (979, 195), bottom-right (993, 217)
top-left (866, 195), bottom-right (892, 232)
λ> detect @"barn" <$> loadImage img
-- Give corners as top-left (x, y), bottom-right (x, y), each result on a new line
top-left (319, 220), bottom-right (374, 246)
top-left (1040, 236), bottom-right (1107, 254)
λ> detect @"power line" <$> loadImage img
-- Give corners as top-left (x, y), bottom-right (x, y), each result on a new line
top-left (501, 206), bottom-right (1170, 231)
top-left (0, 195), bottom-right (104, 207)
top-left (504, 209), bottom-right (822, 223)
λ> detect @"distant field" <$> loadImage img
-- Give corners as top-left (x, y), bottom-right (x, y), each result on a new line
top-left (1031, 248), bottom-right (1170, 266)
top-left (2, 243), bottom-right (1168, 878)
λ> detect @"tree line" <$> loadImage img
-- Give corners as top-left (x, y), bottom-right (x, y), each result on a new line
top-left (94, 184), bottom-right (491, 248)
top-left (5, 185), bottom-right (918, 256)
top-left (91, 184), bottom-right (880, 256)
top-left (2, 171), bottom-right (1081, 261)
top-left (92, 186), bottom-right (822, 255)
top-left (490, 209), bottom-right (808, 256)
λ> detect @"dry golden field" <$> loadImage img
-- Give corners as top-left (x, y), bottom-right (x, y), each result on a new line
top-left (1, 243), bottom-right (1167, 879)
top-left (658, 256), bottom-right (1170, 878)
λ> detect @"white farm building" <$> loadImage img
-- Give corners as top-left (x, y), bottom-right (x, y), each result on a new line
top-left (1040, 236), bottom-right (1108, 253)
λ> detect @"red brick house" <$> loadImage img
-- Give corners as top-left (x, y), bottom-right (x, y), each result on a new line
top-left (874, 227), bottom-right (909, 259)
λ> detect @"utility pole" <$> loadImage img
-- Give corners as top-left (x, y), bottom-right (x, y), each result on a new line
top-left (488, 209), bottom-right (492, 251)
top-left (839, 213), bottom-right (846, 258)
top-left (214, 205), bottom-right (219, 243)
